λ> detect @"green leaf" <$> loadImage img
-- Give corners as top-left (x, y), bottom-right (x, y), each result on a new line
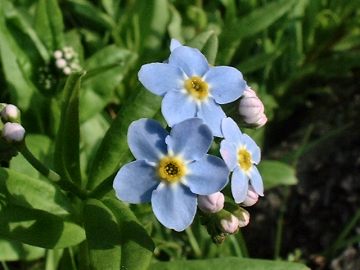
top-left (237, 50), bottom-right (282, 73)
top-left (1, 168), bottom-right (74, 216)
top-left (103, 198), bottom-right (154, 270)
top-left (257, 160), bottom-right (298, 189)
top-left (84, 198), bottom-right (153, 270)
top-left (65, 0), bottom-right (115, 31)
top-left (0, 238), bottom-right (45, 261)
top-left (87, 89), bottom-right (161, 190)
top-left (80, 45), bottom-right (137, 121)
top-left (0, 4), bottom-right (36, 109)
top-left (5, 5), bottom-right (49, 62)
top-left (219, 0), bottom-right (298, 63)
top-left (34, 0), bottom-right (64, 51)
top-left (10, 134), bottom-right (53, 178)
top-left (120, 0), bottom-right (170, 53)
top-left (0, 203), bottom-right (85, 249)
top-left (54, 73), bottom-right (84, 185)
top-left (80, 113), bottom-right (110, 175)
top-left (149, 257), bottom-right (309, 270)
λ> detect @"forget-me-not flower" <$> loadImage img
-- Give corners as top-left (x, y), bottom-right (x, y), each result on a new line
top-left (138, 41), bottom-right (246, 137)
top-left (219, 117), bottom-right (264, 203)
top-left (113, 118), bottom-right (229, 231)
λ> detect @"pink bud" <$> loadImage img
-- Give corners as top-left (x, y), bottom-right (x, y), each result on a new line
top-left (56, 58), bottom-right (67, 69)
top-left (2, 122), bottom-right (25, 143)
top-left (239, 87), bottom-right (268, 128)
top-left (237, 209), bottom-right (250, 228)
top-left (198, 192), bottom-right (225, 213)
top-left (1, 104), bottom-right (21, 123)
top-left (241, 186), bottom-right (259, 207)
top-left (220, 215), bottom-right (239, 234)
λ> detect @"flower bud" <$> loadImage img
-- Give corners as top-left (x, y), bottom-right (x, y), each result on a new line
top-left (1, 104), bottom-right (21, 123)
top-left (63, 66), bottom-right (72, 75)
top-left (241, 185), bottom-right (259, 207)
top-left (220, 214), bottom-right (239, 234)
top-left (56, 58), bottom-right (67, 69)
top-left (239, 87), bottom-right (267, 128)
top-left (53, 50), bottom-right (63, 59)
top-left (198, 192), bottom-right (225, 213)
top-left (236, 208), bottom-right (250, 228)
top-left (2, 122), bottom-right (25, 143)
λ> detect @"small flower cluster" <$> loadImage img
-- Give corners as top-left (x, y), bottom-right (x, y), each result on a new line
top-left (53, 47), bottom-right (82, 75)
top-left (0, 103), bottom-right (25, 144)
top-left (113, 39), bottom-right (268, 235)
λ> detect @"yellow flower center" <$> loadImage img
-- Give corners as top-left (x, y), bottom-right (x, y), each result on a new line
top-left (157, 156), bottom-right (186, 183)
top-left (184, 76), bottom-right (209, 100)
top-left (238, 148), bottom-right (252, 171)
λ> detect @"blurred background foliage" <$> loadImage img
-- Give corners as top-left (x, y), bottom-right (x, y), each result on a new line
top-left (0, 0), bottom-right (359, 269)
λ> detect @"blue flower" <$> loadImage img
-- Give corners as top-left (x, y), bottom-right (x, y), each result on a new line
top-left (138, 42), bottom-right (246, 137)
top-left (220, 117), bottom-right (264, 203)
top-left (113, 118), bottom-right (229, 231)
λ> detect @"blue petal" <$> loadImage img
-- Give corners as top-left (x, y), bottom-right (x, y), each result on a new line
top-left (162, 91), bottom-right (197, 127)
top-left (186, 155), bottom-right (229, 195)
top-left (138, 63), bottom-right (184, 96)
top-left (242, 134), bottom-right (261, 164)
top-left (221, 117), bottom-right (242, 145)
top-left (220, 140), bottom-right (238, 171)
top-left (151, 183), bottom-right (197, 231)
top-left (231, 167), bottom-right (249, 203)
top-left (204, 66), bottom-right (246, 104)
top-left (113, 160), bottom-right (159, 203)
top-left (249, 166), bottom-right (264, 196)
top-left (197, 99), bottom-right (226, 137)
top-left (170, 39), bottom-right (182, 52)
top-left (166, 118), bottom-right (212, 161)
top-left (169, 46), bottom-right (209, 77)
top-left (128, 118), bottom-right (168, 162)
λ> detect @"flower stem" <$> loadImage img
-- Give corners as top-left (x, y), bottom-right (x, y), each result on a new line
top-left (185, 227), bottom-right (202, 258)
top-left (18, 143), bottom-right (61, 182)
top-left (1, 261), bottom-right (9, 270)
top-left (17, 143), bottom-right (87, 199)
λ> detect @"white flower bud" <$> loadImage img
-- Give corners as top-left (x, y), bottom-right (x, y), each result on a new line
top-left (198, 192), bottom-right (225, 213)
top-left (63, 66), bottom-right (72, 75)
top-left (1, 104), bottom-right (21, 123)
top-left (56, 58), bottom-right (67, 69)
top-left (220, 214), bottom-right (239, 234)
top-left (237, 208), bottom-right (250, 228)
top-left (2, 122), bottom-right (25, 143)
top-left (239, 87), bottom-right (268, 128)
top-left (54, 50), bottom-right (63, 59)
top-left (241, 185), bottom-right (259, 207)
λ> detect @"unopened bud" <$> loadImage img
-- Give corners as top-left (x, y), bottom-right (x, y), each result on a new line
top-left (237, 208), bottom-right (250, 228)
top-left (241, 186), bottom-right (259, 207)
top-left (1, 104), bottom-right (21, 123)
top-left (239, 87), bottom-right (267, 128)
top-left (198, 192), bottom-right (225, 213)
top-left (2, 122), bottom-right (25, 143)
top-left (56, 58), bottom-right (67, 69)
top-left (54, 50), bottom-right (63, 59)
top-left (220, 214), bottom-right (239, 234)
top-left (224, 203), bottom-right (250, 228)
top-left (63, 67), bottom-right (72, 75)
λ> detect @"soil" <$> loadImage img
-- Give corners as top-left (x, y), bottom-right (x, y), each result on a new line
top-left (243, 77), bottom-right (360, 270)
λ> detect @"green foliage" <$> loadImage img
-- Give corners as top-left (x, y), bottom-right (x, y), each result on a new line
top-left (0, 0), bottom-right (358, 269)
top-left (258, 161), bottom-right (298, 189)
top-left (54, 73), bottom-right (83, 185)
top-left (149, 257), bottom-right (310, 270)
